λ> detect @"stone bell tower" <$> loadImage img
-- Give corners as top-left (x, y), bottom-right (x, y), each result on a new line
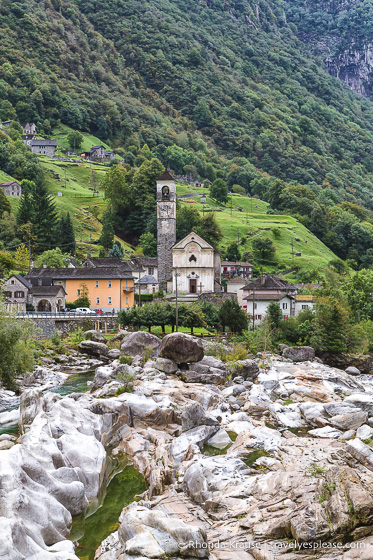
top-left (157, 170), bottom-right (176, 290)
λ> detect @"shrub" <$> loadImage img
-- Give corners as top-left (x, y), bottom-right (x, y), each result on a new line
top-left (117, 367), bottom-right (137, 393)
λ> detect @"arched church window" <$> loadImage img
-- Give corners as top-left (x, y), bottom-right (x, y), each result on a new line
top-left (162, 186), bottom-right (170, 200)
top-left (189, 255), bottom-right (197, 263)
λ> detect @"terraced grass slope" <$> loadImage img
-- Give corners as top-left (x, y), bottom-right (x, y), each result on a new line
top-left (176, 183), bottom-right (336, 273)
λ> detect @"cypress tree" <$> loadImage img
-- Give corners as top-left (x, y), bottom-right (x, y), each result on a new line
top-left (99, 211), bottom-right (114, 250)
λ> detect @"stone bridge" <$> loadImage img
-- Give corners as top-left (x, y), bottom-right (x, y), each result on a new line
top-left (16, 312), bottom-right (119, 339)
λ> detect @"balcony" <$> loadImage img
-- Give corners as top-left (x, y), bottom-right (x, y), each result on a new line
top-left (122, 287), bottom-right (134, 292)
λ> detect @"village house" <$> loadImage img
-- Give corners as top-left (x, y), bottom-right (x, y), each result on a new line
top-left (3, 275), bottom-right (66, 312)
top-left (294, 294), bottom-right (316, 315)
top-left (26, 267), bottom-right (135, 312)
top-left (89, 146), bottom-right (115, 161)
top-left (0, 181), bottom-right (22, 197)
top-left (135, 275), bottom-right (159, 296)
top-left (22, 134), bottom-right (36, 147)
top-left (221, 260), bottom-right (253, 279)
top-left (242, 274), bottom-right (298, 324)
top-left (90, 146), bottom-right (106, 160)
top-left (20, 122), bottom-right (37, 135)
top-left (172, 231), bottom-right (221, 295)
top-left (226, 276), bottom-right (246, 308)
top-left (30, 139), bottom-right (57, 157)
top-left (0, 121), bottom-right (12, 129)
top-left (3, 275), bottom-right (32, 312)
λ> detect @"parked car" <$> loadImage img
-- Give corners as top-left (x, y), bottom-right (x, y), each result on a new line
top-left (94, 308), bottom-right (104, 315)
top-left (75, 307), bottom-right (96, 315)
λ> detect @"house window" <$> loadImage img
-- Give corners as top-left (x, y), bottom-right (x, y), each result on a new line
top-left (126, 297), bottom-right (129, 305)
top-left (108, 297), bottom-right (112, 305)
top-left (77, 289), bottom-right (81, 296)
top-left (15, 291), bottom-right (24, 298)
top-left (10, 280), bottom-right (14, 285)
top-left (96, 297), bottom-right (100, 304)
top-left (223, 267), bottom-right (227, 271)
top-left (148, 268), bottom-right (154, 275)
top-left (302, 305), bottom-right (308, 310)
top-left (284, 315), bottom-right (288, 320)
top-left (283, 303), bottom-right (288, 310)
top-left (95, 281), bottom-right (99, 288)
top-left (4, 291), bottom-right (11, 297)
top-left (231, 267), bottom-right (235, 271)
top-left (125, 281), bottom-right (128, 290)
top-left (108, 281), bottom-right (112, 288)
top-left (58, 281), bottom-right (62, 285)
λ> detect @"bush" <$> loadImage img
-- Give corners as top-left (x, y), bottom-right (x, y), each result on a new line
top-left (117, 367), bottom-right (137, 393)
top-left (0, 309), bottom-right (34, 389)
top-left (119, 354), bottom-right (132, 365)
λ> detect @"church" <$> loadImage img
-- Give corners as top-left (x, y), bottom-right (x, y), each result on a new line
top-left (156, 171), bottom-right (222, 294)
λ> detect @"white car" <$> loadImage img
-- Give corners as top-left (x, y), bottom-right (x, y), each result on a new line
top-left (75, 307), bottom-right (96, 315)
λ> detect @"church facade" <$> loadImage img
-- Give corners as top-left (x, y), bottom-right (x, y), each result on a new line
top-left (172, 232), bottom-right (221, 294)
top-left (156, 170), bottom-right (222, 295)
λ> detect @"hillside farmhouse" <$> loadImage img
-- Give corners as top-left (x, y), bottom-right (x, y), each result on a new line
top-left (30, 139), bottom-right (57, 157)
top-left (0, 181), bottom-right (22, 197)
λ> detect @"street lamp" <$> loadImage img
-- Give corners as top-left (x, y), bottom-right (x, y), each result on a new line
top-left (174, 268), bottom-right (181, 332)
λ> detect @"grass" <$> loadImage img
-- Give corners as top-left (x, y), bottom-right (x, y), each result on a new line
top-left (140, 325), bottom-right (210, 336)
top-left (176, 183), bottom-right (336, 273)
top-left (2, 149), bottom-right (336, 268)
top-left (50, 123), bottom-right (113, 154)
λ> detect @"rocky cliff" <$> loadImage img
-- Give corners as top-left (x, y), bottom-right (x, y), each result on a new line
top-left (285, 0), bottom-right (373, 97)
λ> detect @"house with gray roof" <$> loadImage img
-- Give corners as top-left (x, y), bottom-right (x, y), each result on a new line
top-left (30, 139), bottom-right (57, 157)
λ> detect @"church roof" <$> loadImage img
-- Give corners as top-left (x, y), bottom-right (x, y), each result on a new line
top-left (157, 170), bottom-right (174, 181)
top-left (172, 231), bottom-right (216, 252)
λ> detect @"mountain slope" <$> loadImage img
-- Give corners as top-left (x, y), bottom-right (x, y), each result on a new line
top-left (1, 0), bottom-right (373, 209)
top-left (285, 0), bottom-right (373, 98)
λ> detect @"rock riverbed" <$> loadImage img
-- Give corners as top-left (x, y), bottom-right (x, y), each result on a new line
top-left (1, 334), bottom-right (373, 559)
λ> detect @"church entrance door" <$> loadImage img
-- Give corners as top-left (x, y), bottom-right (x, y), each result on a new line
top-left (189, 279), bottom-right (197, 293)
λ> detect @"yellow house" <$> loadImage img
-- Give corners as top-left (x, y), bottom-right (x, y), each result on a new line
top-left (26, 267), bottom-right (135, 311)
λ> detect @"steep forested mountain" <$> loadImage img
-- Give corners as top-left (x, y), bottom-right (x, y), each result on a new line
top-left (1, 0), bottom-right (373, 209)
top-left (285, 0), bottom-right (373, 98)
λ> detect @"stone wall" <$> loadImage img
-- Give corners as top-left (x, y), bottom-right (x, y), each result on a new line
top-left (22, 317), bottom-right (119, 339)
top-left (198, 292), bottom-right (237, 306)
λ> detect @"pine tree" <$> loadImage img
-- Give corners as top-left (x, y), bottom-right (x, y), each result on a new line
top-left (16, 180), bottom-right (34, 226)
top-left (58, 213), bottom-right (76, 254)
top-left (31, 183), bottom-right (58, 252)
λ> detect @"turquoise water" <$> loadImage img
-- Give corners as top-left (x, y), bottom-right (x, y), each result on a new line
top-left (0, 370), bottom-right (95, 438)
top-left (69, 463), bottom-right (147, 560)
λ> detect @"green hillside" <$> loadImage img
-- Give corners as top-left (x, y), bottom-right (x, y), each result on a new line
top-left (1, 0), bottom-right (373, 207)
top-left (176, 183), bottom-right (336, 272)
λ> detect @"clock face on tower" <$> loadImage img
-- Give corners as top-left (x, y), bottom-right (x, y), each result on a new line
top-left (157, 202), bottom-right (176, 219)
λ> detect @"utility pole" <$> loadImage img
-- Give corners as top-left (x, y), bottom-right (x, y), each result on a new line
top-left (252, 286), bottom-right (255, 332)
top-left (28, 239), bottom-right (31, 272)
top-left (291, 238), bottom-right (294, 267)
top-left (237, 228), bottom-right (240, 245)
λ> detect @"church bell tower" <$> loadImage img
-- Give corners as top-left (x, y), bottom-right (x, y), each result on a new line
top-left (157, 170), bottom-right (176, 290)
